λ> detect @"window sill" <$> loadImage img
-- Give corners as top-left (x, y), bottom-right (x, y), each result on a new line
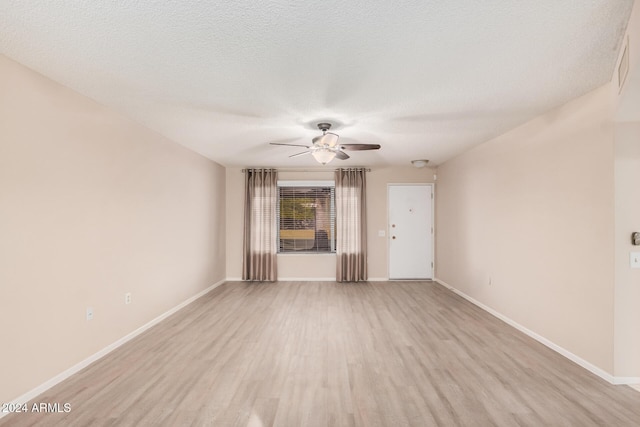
top-left (277, 252), bottom-right (336, 256)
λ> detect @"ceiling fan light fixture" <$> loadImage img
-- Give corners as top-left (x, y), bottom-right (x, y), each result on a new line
top-left (312, 148), bottom-right (336, 165)
top-left (270, 121), bottom-right (380, 163)
top-left (411, 159), bottom-right (429, 168)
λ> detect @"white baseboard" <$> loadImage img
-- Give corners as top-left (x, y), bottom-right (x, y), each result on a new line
top-left (613, 377), bottom-right (640, 386)
top-left (2, 279), bottom-right (227, 418)
top-left (433, 278), bottom-right (639, 386)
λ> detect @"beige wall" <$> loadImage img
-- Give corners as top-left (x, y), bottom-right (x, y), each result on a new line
top-left (613, 123), bottom-right (640, 377)
top-left (0, 55), bottom-right (226, 403)
top-left (435, 84), bottom-right (617, 373)
top-left (610, 0), bottom-right (640, 381)
top-left (611, 0), bottom-right (640, 379)
top-left (226, 166), bottom-right (435, 280)
top-left (616, 0), bottom-right (640, 122)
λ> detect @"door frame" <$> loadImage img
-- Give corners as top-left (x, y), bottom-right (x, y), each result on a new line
top-left (386, 183), bottom-right (435, 280)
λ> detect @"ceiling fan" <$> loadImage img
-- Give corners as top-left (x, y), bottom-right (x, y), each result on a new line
top-left (270, 123), bottom-right (381, 165)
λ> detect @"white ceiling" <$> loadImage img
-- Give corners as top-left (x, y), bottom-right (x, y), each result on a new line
top-left (0, 1), bottom-right (633, 168)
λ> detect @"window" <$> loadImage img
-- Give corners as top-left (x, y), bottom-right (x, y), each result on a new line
top-left (277, 182), bottom-right (335, 253)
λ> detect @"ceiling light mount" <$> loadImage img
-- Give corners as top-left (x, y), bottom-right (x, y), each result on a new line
top-left (411, 159), bottom-right (430, 168)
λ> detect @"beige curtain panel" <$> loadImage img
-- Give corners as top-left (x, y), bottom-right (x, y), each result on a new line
top-left (335, 168), bottom-right (368, 282)
top-left (242, 168), bottom-right (278, 281)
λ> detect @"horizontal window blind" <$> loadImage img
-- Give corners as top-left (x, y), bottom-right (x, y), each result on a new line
top-left (277, 185), bottom-right (336, 253)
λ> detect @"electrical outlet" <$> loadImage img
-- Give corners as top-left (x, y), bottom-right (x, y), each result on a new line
top-left (86, 307), bottom-right (94, 321)
top-left (631, 252), bottom-right (640, 269)
top-left (125, 293), bottom-right (132, 305)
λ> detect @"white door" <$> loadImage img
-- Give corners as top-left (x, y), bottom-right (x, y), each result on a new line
top-left (388, 185), bottom-right (433, 279)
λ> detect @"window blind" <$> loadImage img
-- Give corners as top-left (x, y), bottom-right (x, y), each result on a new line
top-left (277, 185), bottom-right (336, 253)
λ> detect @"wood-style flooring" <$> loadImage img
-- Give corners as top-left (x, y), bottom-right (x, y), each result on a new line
top-left (2, 281), bottom-right (639, 426)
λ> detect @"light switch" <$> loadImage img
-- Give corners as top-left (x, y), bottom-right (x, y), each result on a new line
top-left (378, 230), bottom-right (385, 237)
top-left (631, 252), bottom-right (640, 269)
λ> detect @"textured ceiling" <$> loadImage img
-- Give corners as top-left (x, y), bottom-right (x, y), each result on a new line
top-left (0, 1), bottom-right (633, 167)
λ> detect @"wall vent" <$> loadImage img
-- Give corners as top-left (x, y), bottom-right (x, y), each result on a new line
top-left (618, 37), bottom-right (629, 93)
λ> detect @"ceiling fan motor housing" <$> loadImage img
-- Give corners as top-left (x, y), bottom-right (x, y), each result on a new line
top-left (317, 122), bottom-right (332, 132)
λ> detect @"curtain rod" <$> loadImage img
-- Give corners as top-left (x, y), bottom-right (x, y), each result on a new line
top-left (241, 168), bottom-right (371, 173)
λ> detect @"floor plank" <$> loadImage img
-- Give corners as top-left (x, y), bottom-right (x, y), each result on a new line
top-left (2, 281), bottom-right (638, 426)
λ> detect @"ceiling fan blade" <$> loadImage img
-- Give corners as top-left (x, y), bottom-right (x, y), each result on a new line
top-left (339, 144), bottom-right (381, 151)
top-left (325, 132), bottom-right (340, 147)
top-left (312, 132), bottom-right (339, 147)
top-left (270, 142), bottom-right (311, 148)
top-left (289, 151), bottom-right (312, 158)
top-left (335, 151), bottom-right (350, 160)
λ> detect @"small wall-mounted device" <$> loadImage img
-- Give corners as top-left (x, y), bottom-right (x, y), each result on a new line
top-left (632, 232), bottom-right (640, 246)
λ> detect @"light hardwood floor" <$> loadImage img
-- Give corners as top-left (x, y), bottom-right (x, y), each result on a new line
top-left (2, 281), bottom-right (639, 426)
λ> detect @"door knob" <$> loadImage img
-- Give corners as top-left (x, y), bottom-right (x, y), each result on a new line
top-left (392, 236), bottom-right (396, 240)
